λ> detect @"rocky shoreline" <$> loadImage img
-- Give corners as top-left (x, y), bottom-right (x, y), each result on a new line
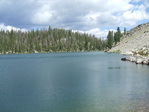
top-left (120, 45), bottom-right (149, 65)
top-left (121, 56), bottom-right (149, 65)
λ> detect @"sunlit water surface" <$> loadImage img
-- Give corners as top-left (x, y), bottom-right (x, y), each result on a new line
top-left (0, 52), bottom-right (149, 112)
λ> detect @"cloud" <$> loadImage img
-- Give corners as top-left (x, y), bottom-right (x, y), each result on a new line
top-left (145, 0), bottom-right (149, 7)
top-left (0, 0), bottom-right (148, 38)
top-left (87, 28), bottom-right (109, 38)
top-left (0, 0), bottom-right (36, 28)
top-left (0, 24), bottom-right (27, 32)
top-left (86, 28), bottom-right (117, 39)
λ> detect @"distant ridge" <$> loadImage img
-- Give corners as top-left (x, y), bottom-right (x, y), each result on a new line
top-left (109, 22), bottom-right (149, 55)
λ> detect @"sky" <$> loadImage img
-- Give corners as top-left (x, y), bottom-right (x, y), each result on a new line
top-left (0, 0), bottom-right (149, 38)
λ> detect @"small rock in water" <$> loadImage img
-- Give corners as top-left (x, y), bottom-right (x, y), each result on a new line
top-left (121, 58), bottom-right (129, 61)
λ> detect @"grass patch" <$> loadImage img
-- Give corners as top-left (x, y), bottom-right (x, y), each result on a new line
top-left (109, 50), bottom-right (121, 53)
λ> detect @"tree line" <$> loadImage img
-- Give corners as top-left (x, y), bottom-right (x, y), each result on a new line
top-left (106, 27), bottom-right (126, 49)
top-left (0, 26), bottom-right (107, 54)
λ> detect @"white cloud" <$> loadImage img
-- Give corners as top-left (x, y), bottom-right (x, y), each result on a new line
top-left (31, 1), bottom-right (53, 25)
top-left (29, 0), bottom-right (137, 29)
top-left (32, 11), bottom-right (52, 25)
top-left (120, 4), bottom-right (149, 27)
top-left (86, 28), bottom-right (116, 39)
top-left (0, 0), bottom-right (148, 38)
top-left (123, 10), bottom-right (145, 20)
top-left (0, 24), bottom-right (27, 32)
top-left (87, 28), bottom-right (107, 38)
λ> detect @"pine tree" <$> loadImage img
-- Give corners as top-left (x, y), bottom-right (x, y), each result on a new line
top-left (124, 27), bottom-right (127, 35)
top-left (107, 31), bottom-right (113, 49)
top-left (114, 32), bottom-right (118, 44)
top-left (117, 27), bottom-right (121, 42)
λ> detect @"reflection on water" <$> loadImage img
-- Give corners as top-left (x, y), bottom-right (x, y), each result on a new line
top-left (0, 52), bottom-right (149, 112)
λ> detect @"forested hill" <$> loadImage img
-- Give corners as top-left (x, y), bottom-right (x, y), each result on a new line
top-left (0, 27), bottom-right (106, 54)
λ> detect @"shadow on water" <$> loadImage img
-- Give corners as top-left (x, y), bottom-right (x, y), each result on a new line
top-left (108, 67), bottom-right (121, 69)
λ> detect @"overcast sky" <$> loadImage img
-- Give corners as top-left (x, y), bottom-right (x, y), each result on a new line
top-left (0, 0), bottom-right (149, 38)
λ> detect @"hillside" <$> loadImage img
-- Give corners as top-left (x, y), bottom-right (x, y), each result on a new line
top-left (109, 22), bottom-right (149, 55)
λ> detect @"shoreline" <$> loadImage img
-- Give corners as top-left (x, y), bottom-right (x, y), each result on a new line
top-left (0, 50), bottom-right (102, 55)
top-left (121, 55), bottom-right (149, 65)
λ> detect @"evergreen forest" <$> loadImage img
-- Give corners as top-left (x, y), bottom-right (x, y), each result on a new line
top-left (106, 27), bottom-right (124, 49)
top-left (0, 26), bottom-right (107, 54)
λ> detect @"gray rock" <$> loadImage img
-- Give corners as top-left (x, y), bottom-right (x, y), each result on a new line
top-left (129, 56), bottom-right (136, 62)
top-left (122, 56), bottom-right (149, 65)
top-left (143, 59), bottom-right (149, 64)
top-left (136, 57), bottom-right (143, 64)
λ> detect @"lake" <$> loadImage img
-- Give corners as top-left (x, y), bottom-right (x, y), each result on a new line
top-left (0, 52), bottom-right (149, 112)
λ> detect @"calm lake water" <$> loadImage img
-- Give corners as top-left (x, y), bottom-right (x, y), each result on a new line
top-left (0, 52), bottom-right (149, 112)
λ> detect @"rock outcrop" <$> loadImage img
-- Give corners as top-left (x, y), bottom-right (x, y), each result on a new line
top-left (121, 56), bottom-right (149, 65)
top-left (109, 22), bottom-right (149, 55)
